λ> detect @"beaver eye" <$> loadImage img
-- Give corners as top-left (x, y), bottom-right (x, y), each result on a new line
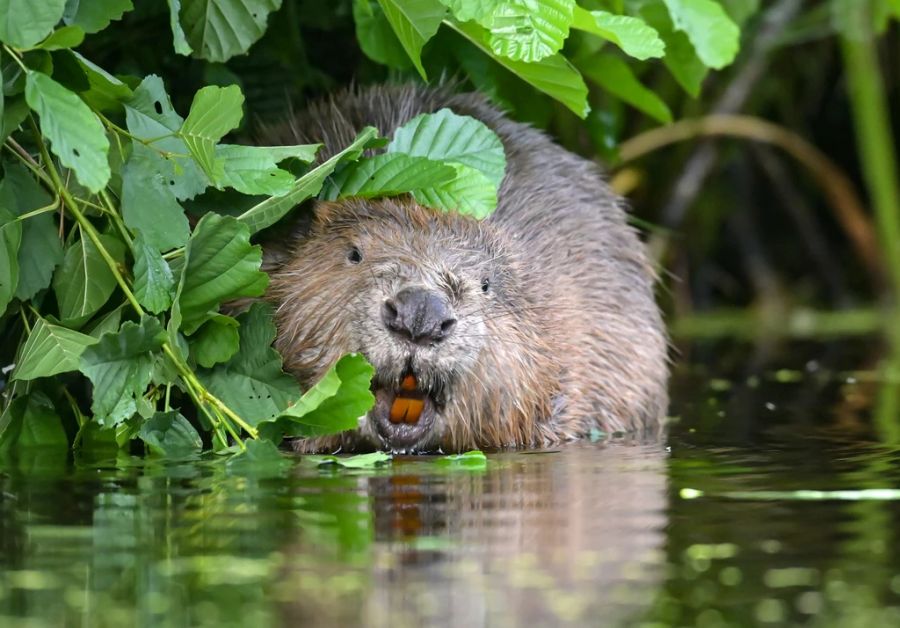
top-left (347, 246), bottom-right (363, 264)
top-left (481, 278), bottom-right (490, 293)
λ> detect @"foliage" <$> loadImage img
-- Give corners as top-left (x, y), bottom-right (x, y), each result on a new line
top-left (0, 0), bottom-right (747, 459)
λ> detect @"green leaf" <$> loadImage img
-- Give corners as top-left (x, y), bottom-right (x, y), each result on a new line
top-left (133, 232), bottom-right (176, 314)
top-left (53, 233), bottom-right (125, 325)
top-left (354, 0), bottom-right (414, 69)
top-left (215, 143), bottom-right (321, 195)
top-left (198, 303), bottom-right (300, 425)
top-left (225, 439), bottom-right (291, 475)
top-left (86, 304), bottom-right (124, 338)
top-left (571, 8), bottom-right (664, 60)
top-left (63, 0), bottom-right (134, 34)
top-left (439, 0), bottom-right (502, 22)
top-left (35, 25), bottom-right (85, 50)
top-left (0, 207), bottom-right (22, 316)
top-left (1, 97), bottom-right (29, 142)
top-left (79, 316), bottom-right (166, 427)
top-left (179, 0), bottom-right (283, 63)
top-left (485, 0), bottom-right (574, 63)
top-left (25, 71), bottom-right (110, 193)
top-left (68, 51), bottom-right (134, 111)
top-left (577, 53), bottom-right (672, 123)
top-left (721, 0), bottom-right (760, 26)
top-left (167, 0), bottom-right (192, 54)
top-left (661, 0), bottom-right (740, 69)
top-left (237, 127), bottom-right (380, 234)
top-left (121, 143), bottom-right (191, 252)
top-left (0, 392), bottom-right (67, 450)
top-left (13, 317), bottom-right (97, 380)
top-left (450, 20), bottom-right (589, 117)
top-left (412, 163), bottom-right (497, 218)
top-left (124, 75), bottom-right (209, 202)
top-left (191, 314), bottom-right (240, 368)
top-left (179, 84), bottom-right (245, 180)
top-left (326, 153), bottom-right (456, 199)
top-left (387, 108), bottom-right (506, 186)
top-left (376, 0), bottom-right (447, 79)
top-left (306, 452), bottom-right (392, 468)
top-left (138, 411), bottom-right (202, 457)
top-left (174, 213), bottom-right (268, 334)
top-left (435, 449), bottom-right (487, 468)
top-left (277, 353), bottom-right (375, 438)
top-left (0, 0), bottom-right (67, 48)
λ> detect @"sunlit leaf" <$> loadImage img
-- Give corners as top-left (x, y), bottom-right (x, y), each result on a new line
top-left (661, 0), bottom-right (740, 69)
top-left (571, 8), bottom-right (664, 60)
top-left (485, 0), bottom-right (574, 63)
top-left (306, 452), bottom-right (392, 468)
top-left (325, 153), bottom-right (456, 199)
top-left (412, 163), bottom-right (497, 218)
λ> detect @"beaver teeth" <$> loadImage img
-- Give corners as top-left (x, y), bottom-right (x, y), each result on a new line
top-left (389, 373), bottom-right (425, 424)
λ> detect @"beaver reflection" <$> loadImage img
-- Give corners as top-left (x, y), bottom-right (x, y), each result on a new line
top-left (280, 442), bottom-right (667, 627)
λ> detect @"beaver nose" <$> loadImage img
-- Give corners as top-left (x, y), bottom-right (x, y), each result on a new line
top-left (382, 287), bottom-right (457, 345)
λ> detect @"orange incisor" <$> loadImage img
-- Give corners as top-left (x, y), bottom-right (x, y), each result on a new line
top-left (390, 374), bottom-right (424, 424)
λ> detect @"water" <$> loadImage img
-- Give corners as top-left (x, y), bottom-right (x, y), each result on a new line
top-left (3, 342), bottom-right (900, 627)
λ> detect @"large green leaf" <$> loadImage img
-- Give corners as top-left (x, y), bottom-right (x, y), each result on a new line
top-left (640, 3), bottom-right (707, 97)
top-left (0, 207), bottom-right (22, 316)
top-left (25, 71), bottom-right (110, 193)
top-left (661, 0), bottom-right (740, 69)
top-left (12, 317), bottom-right (98, 381)
top-left (198, 303), bottom-right (300, 425)
top-left (174, 213), bottom-right (268, 334)
top-left (124, 76), bottom-right (208, 201)
top-left (485, 0), bottom-right (574, 63)
top-left (79, 316), bottom-right (166, 427)
top-left (376, 0), bottom-right (447, 79)
top-left (68, 51), bottom-right (134, 112)
top-left (190, 314), bottom-right (240, 368)
top-left (53, 233), bottom-right (125, 325)
top-left (0, 392), bottom-right (67, 450)
top-left (0, 0), bottom-right (67, 48)
top-left (138, 411), bottom-right (202, 456)
top-left (34, 26), bottom-right (85, 51)
top-left (571, 8), bottom-right (665, 60)
top-left (387, 108), bottom-right (506, 186)
top-left (354, 0), bottom-right (414, 69)
top-left (179, 0), bottom-right (282, 62)
top-left (215, 143), bottom-right (320, 196)
top-left (276, 353), bottom-right (375, 437)
top-left (450, 20), bottom-right (589, 117)
top-left (412, 163), bottom-right (497, 218)
top-left (577, 52), bottom-right (672, 124)
top-left (133, 232), bottom-right (176, 314)
top-left (167, 0), bottom-right (192, 54)
top-left (325, 153), bottom-right (456, 199)
top-left (236, 126), bottom-right (379, 234)
top-left (439, 0), bottom-right (502, 22)
top-left (121, 143), bottom-right (191, 252)
top-left (179, 84), bottom-right (245, 181)
top-left (0, 165), bottom-right (63, 301)
top-left (63, 0), bottom-right (134, 34)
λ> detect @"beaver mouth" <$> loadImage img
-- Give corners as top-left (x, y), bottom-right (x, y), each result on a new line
top-left (370, 371), bottom-right (442, 452)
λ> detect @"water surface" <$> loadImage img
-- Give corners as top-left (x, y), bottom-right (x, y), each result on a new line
top-left (2, 341), bottom-right (900, 627)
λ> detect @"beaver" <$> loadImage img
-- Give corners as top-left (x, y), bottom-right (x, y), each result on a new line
top-left (263, 84), bottom-right (668, 453)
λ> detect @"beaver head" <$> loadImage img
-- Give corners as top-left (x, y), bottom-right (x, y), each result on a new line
top-left (268, 197), bottom-right (556, 453)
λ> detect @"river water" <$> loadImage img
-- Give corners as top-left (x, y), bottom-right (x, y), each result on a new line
top-left (2, 341), bottom-right (899, 627)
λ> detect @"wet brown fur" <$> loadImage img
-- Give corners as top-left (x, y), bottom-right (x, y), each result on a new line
top-left (261, 84), bottom-right (669, 453)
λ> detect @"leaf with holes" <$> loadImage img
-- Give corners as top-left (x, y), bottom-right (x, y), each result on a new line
top-left (198, 303), bottom-right (300, 425)
top-left (572, 8), bottom-right (664, 60)
top-left (179, 84), bottom-right (245, 181)
top-left (25, 71), bottom-right (110, 193)
top-left (0, 0), bottom-right (67, 48)
top-left (377, 0), bottom-right (447, 79)
top-left (179, 0), bottom-right (282, 62)
top-left (12, 317), bottom-right (98, 381)
top-left (388, 108), bottom-right (506, 186)
top-left (79, 316), bottom-right (167, 427)
top-left (485, 0), bottom-right (574, 63)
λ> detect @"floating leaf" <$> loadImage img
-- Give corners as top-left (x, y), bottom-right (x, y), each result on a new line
top-left (13, 317), bottom-right (98, 381)
top-left (79, 316), bottom-right (167, 427)
top-left (25, 71), bottom-right (110, 193)
top-left (306, 452), bottom-right (392, 468)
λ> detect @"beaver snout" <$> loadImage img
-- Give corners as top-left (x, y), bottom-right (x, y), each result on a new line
top-left (381, 287), bottom-right (457, 346)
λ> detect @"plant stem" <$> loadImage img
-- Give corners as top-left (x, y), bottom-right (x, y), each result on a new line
top-left (841, 21), bottom-right (900, 348)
